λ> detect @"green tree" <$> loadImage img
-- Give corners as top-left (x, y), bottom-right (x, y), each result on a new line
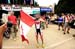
top-left (55, 0), bottom-right (75, 14)
top-left (34, 1), bottom-right (39, 7)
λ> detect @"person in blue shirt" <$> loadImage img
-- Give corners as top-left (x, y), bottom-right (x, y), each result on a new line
top-left (58, 15), bottom-right (64, 30)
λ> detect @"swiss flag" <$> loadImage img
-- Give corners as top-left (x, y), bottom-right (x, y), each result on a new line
top-left (20, 10), bottom-right (35, 44)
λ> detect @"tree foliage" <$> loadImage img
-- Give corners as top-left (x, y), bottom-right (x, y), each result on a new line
top-left (34, 1), bottom-right (39, 7)
top-left (55, 0), bottom-right (75, 14)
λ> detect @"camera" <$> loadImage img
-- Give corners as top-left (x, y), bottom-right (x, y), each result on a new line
top-left (7, 22), bottom-right (12, 27)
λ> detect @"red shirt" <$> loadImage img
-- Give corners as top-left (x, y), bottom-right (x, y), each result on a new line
top-left (8, 15), bottom-right (17, 25)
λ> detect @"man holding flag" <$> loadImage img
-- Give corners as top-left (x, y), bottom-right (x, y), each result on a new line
top-left (20, 10), bottom-right (45, 48)
top-left (34, 14), bottom-right (45, 48)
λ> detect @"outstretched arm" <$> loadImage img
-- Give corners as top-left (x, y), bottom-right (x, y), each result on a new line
top-left (39, 18), bottom-right (45, 22)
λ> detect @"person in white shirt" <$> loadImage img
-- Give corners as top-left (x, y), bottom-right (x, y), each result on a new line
top-left (2, 13), bottom-right (8, 23)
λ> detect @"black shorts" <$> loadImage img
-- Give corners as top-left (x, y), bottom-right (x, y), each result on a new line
top-left (7, 22), bottom-right (13, 27)
top-left (58, 23), bottom-right (63, 26)
top-left (36, 29), bottom-right (41, 35)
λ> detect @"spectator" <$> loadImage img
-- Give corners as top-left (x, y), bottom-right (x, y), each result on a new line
top-left (63, 14), bottom-right (70, 34)
top-left (2, 13), bottom-right (8, 23)
top-left (58, 15), bottom-right (64, 30)
top-left (41, 15), bottom-right (45, 29)
top-left (8, 11), bottom-right (17, 40)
